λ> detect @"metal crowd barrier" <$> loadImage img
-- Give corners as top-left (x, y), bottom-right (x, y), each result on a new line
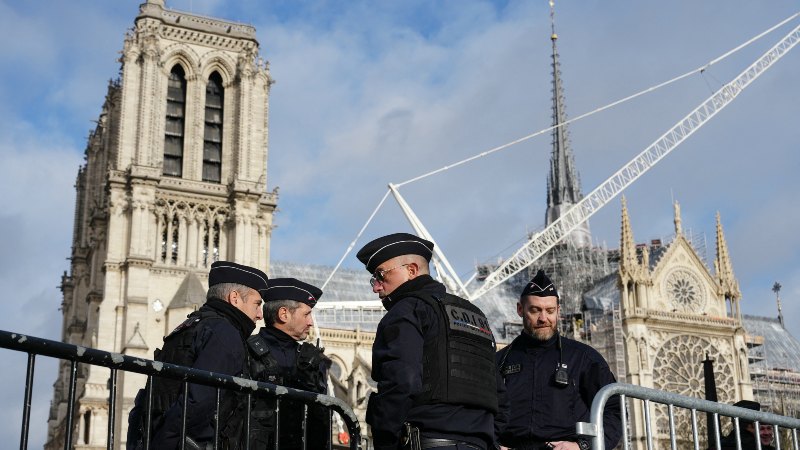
top-left (577, 383), bottom-right (800, 450)
top-left (0, 329), bottom-right (362, 450)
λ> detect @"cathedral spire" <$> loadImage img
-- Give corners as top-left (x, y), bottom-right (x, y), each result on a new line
top-left (714, 212), bottom-right (741, 301)
top-left (544, 1), bottom-right (591, 248)
top-left (619, 196), bottom-right (639, 277)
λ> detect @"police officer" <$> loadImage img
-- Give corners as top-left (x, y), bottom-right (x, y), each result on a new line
top-left (127, 261), bottom-right (267, 450)
top-left (246, 278), bottom-right (331, 450)
top-left (357, 233), bottom-right (505, 450)
top-left (496, 270), bottom-right (621, 450)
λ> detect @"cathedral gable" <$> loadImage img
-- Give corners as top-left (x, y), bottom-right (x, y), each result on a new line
top-left (649, 235), bottom-right (725, 317)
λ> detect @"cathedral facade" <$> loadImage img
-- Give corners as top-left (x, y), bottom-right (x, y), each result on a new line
top-left (601, 200), bottom-right (753, 449)
top-left (46, 1), bottom-right (276, 448)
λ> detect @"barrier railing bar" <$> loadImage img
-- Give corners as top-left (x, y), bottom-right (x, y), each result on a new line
top-left (1, 330), bottom-right (362, 450)
top-left (302, 403), bottom-right (309, 450)
top-left (245, 393), bottom-right (252, 450)
top-left (328, 409), bottom-right (334, 450)
top-left (755, 420), bottom-right (763, 450)
top-left (620, 394), bottom-right (629, 450)
top-left (213, 388), bottom-right (221, 450)
top-left (144, 376), bottom-right (153, 450)
top-left (644, 399), bottom-right (654, 450)
top-left (734, 417), bottom-right (742, 450)
top-left (274, 397), bottom-right (281, 450)
top-left (107, 368), bottom-right (117, 450)
top-left (582, 383), bottom-right (800, 450)
top-left (691, 408), bottom-right (699, 450)
top-left (64, 360), bottom-right (77, 450)
top-left (713, 412), bottom-right (721, 450)
top-left (668, 404), bottom-right (677, 450)
top-left (20, 353), bottom-right (35, 450)
top-left (180, 382), bottom-right (188, 450)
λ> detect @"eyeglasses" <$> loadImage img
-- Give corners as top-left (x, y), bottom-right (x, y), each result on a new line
top-left (370, 264), bottom-right (409, 286)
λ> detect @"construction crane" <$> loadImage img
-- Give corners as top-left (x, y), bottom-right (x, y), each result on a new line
top-left (390, 184), bottom-right (474, 299)
top-left (468, 21), bottom-right (800, 300)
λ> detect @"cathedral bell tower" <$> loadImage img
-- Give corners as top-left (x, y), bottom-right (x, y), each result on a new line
top-left (46, 1), bottom-right (276, 448)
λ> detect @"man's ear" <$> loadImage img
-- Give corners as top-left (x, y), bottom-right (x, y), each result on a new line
top-left (516, 301), bottom-right (524, 318)
top-left (276, 306), bottom-right (289, 324)
top-left (407, 262), bottom-right (419, 277)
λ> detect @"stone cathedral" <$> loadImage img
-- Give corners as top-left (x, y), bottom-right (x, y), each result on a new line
top-left (45, 1), bottom-right (276, 448)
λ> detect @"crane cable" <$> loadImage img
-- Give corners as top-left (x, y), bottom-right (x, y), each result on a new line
top-left (395, 11), bottom-right (800, 188)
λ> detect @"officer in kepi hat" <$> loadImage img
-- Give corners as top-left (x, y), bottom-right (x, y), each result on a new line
top-left (128, 261), bottom-right (268, 450)
top-left (246, 278), bottom-right (332, 450)
top-left (357, 232), bottom-right (507, 450)
top-left (496, 270), bottom-right (621, 450)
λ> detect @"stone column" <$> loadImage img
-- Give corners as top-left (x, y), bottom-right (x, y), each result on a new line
top-left (187, 215), bottom-right (198, 268)
top-left (177, 213), bottom-right (188, 266)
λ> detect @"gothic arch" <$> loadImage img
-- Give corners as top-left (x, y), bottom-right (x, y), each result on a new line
top-left (161, 44), bottom-right (201, 78)
top-left (198, 51), bottom-right (236, 84)
top-left (327, 354), bottom-right (348, 382)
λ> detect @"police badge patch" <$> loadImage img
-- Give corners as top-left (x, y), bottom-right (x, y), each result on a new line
top-left (502, 364), bottom-right (521, 375)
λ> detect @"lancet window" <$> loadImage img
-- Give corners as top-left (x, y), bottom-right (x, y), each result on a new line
top-left (203, 72), bottom-right (224, 183)
top-left (164, 65), bottom-right (187, 177)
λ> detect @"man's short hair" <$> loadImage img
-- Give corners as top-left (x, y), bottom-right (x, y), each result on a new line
top-left (263, 299), bottom-right (303, 326)
top-left (207, 282), bottom-right (252, 301)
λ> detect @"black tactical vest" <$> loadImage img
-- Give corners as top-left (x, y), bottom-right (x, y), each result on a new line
top-left (414, 293), bottom-right (499, 413)
top-left (149, 310), bottom-right (219, 420)
top-left (246, 335), bottom-right (330, 450)
top-left (247, 336), bottom-right (328, 393)
top-left (138, 309), bottom-right (249, 449)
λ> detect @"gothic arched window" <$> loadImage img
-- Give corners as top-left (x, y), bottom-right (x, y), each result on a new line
top-left (164, 65), bottom-right (187, 177)
top-left (203, 72), bottom-right (224, 183)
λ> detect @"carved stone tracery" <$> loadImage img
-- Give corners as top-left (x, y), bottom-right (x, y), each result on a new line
top-left (652, 335), bottom-right (734, 442)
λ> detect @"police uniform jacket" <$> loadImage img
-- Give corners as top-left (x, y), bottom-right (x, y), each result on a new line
top-left (149, 298), bottom-right (256, 449)
top-left (367, 274), bottom-right (506, 450)
top-left (496, 332), bottom-right (621, 449)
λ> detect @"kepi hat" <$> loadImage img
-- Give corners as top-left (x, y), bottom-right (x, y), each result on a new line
top-left (208, 261), bottom-right (269, 298)
top-left (356, 233), bottom-right (434, 274)
top-left (262, 278), bottom-right (322, 307)
top-left (521, 269), bottom-right (559, 299)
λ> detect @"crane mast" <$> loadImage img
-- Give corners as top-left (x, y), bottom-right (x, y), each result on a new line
top-left (469, 21), bottom-right (800, 300)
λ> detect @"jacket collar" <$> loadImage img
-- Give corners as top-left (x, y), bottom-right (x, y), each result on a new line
top-left (204, 297), bottom-right (256, 339)
top-left (381, 274), bottom-right (445, 311)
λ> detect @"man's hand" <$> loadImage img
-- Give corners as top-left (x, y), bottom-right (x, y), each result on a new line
top-left (547, 441), bottom-right (580, 450)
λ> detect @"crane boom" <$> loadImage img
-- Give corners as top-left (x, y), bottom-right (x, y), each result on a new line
top-left (389, 183), bottom-right (472, 299)
top-left (470, 21), bottom-right (800, 300)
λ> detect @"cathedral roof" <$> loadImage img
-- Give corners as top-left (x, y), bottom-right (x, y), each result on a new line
top-left (168, 272), bottom-right (206, 309)
top-left (742, 314), bottom-right (800, 373)
top-left (582, 273), bottom-right (620, 312)
top-left (270, 261), bottom-right (373, 303)
top-left (469, 278), bottom-right (522, 342)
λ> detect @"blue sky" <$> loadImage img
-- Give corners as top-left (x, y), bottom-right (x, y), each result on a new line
top-left (1, 0), bottom-right (798, 446)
